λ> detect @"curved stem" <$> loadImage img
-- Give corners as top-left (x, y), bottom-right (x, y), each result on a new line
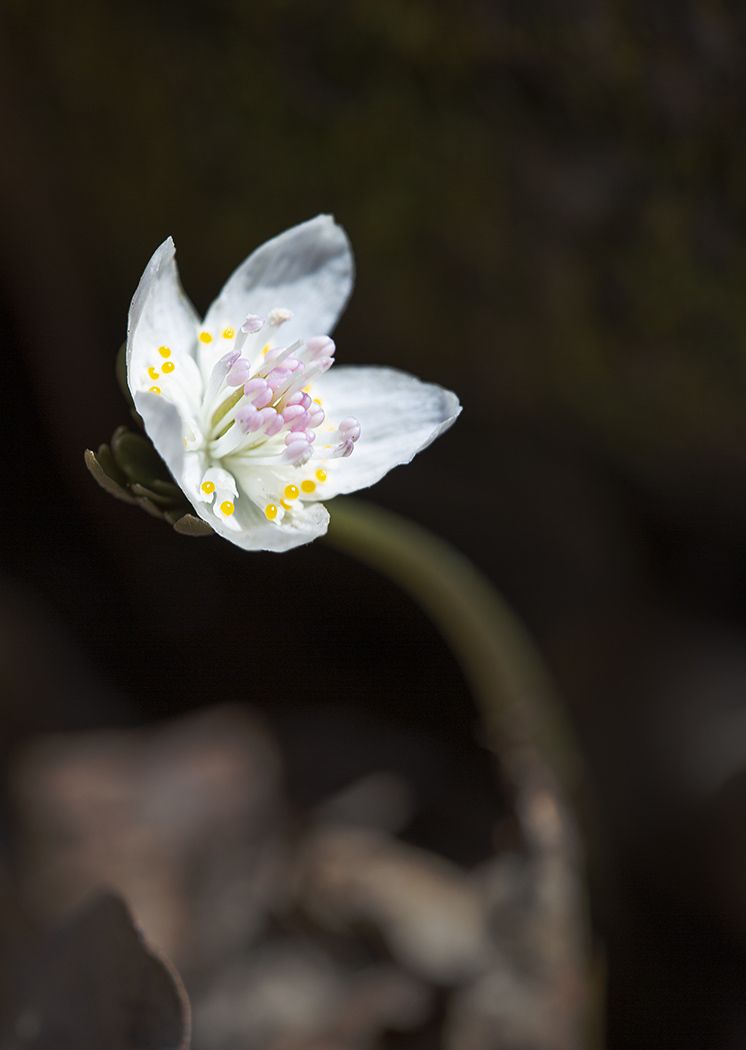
top-left (327, 497), bottom-right (582, 798)
top-left (326, 496), bottom-right (596, 1049)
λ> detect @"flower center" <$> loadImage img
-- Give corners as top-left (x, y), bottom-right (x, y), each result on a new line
top-left (192, 309), bottom-right (358, 527)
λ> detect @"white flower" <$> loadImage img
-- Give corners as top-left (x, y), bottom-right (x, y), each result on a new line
top-left (127, 215), bottom-right (461, 552)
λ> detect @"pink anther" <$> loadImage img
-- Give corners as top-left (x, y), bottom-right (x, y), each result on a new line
top-left (306, 336), bottom-right (335, 360)
top-left (240, 314), bottom-right (264, 334)
top-left (226, 357), bottom-right (251, 386)
top-left (282, 404), bottom-right (306, 424)
top-left (236, 404), bottom-right (260, 432)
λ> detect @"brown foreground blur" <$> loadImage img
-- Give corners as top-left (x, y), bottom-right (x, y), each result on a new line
top-left (4, 706), bottom-right (585, 1050)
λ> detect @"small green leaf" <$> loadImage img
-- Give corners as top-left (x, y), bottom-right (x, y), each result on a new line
top-left (95, 443), bottom-right (130, 488)
top-left (172, 514), bottom-right (214, 537)
top-left (84, 449), bottom-right (137, 504)
top-left (130, 483), bottom-right (179, 508)
top-left (111, 427), bottom-right (172, 485)
top-left (135, 495), bottom-right (167, 520)
top-left (149, 479), bottom-right (183, 500)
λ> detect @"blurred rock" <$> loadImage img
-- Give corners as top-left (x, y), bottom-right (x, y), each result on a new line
top-left (313, 771), bottom-right (415, 835)
top-left (3, 893), bottom-right (189, 1050)
top-left (297, 826), bottom-right (494, 984)
top-left (11, 707), bottom-right (285, 978)
top-left (8, 705), bottom-right (588, 1049)
top-left (195, 942), bottom-right (429, 1050)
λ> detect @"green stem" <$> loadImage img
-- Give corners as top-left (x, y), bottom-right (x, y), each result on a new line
top-left (326, 497), bottom-right (597, 1048)
top-left (327, 497), bottom-right (582, 801)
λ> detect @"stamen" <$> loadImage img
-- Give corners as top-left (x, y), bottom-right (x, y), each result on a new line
top-left (266, 366), bottom-right (291, 392)
top-left (198, 467), bottom-right (238, 509)
top-left (284, 441), bottom-right (313, 466)
top-left (333, 416), bottom-right (361, 457)
top-left (210, 422), bottom-right (249, 459)
top-left (282, 404), bottom-right (307, 426)
top-left (203, 351), bottom-right (240, 411)
top-left (210, 387), bottom-right (244, 429)
top-left (148, 366), bottom-right (159, 379)
top-left (158, 346), bottom-right (171, 358)
top-left (236, 404), bottom-right (260, 432)
top-left (162, 361), bottom-right (176, 374)
top-left (149, 385), bottom-right (161, 394)
top-left (339, 417), bottom-right (361, 439)
top-left (264, 410), bottom-right (284, 436)
top-left (241, 314), bottom-right (264, 334)
top-left (264, 339), bottom-right (303, 370)
top-left (233, 313), bottom-right (264, 355)
top-left (268, 308), bottom-right (293, 326)
top-left (306, 335), bottom-right (335, 360)
top-left (186, 306), bottom-right (355, 529)
top-left (240, 407), bottom-right (284, 436)
top-left (226, 357), bottom-right (251, 386)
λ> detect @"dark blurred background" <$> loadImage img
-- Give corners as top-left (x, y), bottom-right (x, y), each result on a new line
top-left (2, 2), bottom-right (746, 1047)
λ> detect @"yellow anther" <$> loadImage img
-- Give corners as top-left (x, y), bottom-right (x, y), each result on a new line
top-left (158, 345), bottom-right (171, 358)
top-left (220, 500), bottom-right (235, 516)
top-left (302, 385), bottom-right (311, 393)
top-left (199, 331), bottom-right (213, 344)
top-left (161, 360), bottom-right (175, 373)
top-left (148, 366), bottom-right (159, 380)
top-left (201, 481), bottom-right (216, 494)
top-left (301, 480), bottom-right (316, 494)
top-left (281, 499), bottom-right (292, 510)
top-left (316, 468), bottom-right (327, 483)
top-left (149, 385), bottom-right (161, 394)
top-left (313, 397), bottom-right (322, 405)
top-left (261, 343), bottom-right (271, 356)
top-left (283, 484), bottom-right (299, 501)
top-left (222, 327), bottom-right (235, 339)
top-left (265, 503), bottom-right (278, 520)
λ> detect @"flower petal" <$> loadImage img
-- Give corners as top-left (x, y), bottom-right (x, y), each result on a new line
top-left (202, 215), bottom-right (353, 343)
top-left (133, 389), bottom-right (190, 489)
top-left (134, 390), bottom-right (330, 552)
top-left (311, 366), bottom-right (461, 498)
top-left (207, 498), bottom-right (330, 553)
top-left (127, 237), bottom-right (204, 418)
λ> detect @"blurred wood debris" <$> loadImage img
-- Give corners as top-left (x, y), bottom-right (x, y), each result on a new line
top-left (2, 705), bottom-right (589, 1050)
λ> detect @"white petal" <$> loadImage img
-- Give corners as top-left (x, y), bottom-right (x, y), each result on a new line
top-left (133, 389), bottom-right (190, 485)
top-left (207, 496), bottom-right (330, 552)
top-left (127, 237), bottom-right (204, 418)
top-left (202, 215), bottom-right (353, 344)
top-left (310, 366), bottom-right (461, 498)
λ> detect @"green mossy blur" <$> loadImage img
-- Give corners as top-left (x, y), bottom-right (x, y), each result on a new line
top-left (5, 0), bottom-right (746, 479)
